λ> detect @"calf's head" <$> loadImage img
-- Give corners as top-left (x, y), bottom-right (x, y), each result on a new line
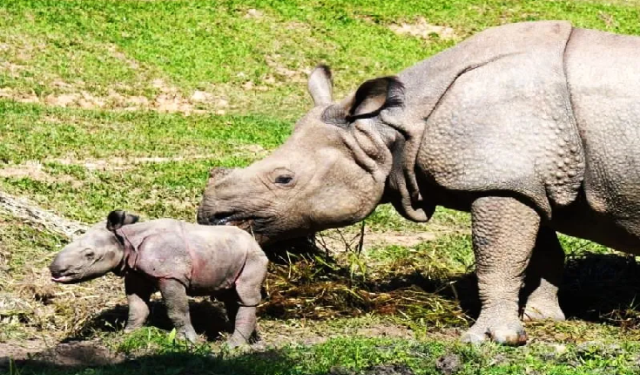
top-left (49, 211), bottom-right (139, 283)
top-left (198, 65), bottom-right (406, 243)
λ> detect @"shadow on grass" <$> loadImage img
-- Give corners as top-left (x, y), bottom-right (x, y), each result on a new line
top-left (3, 346), bottom-right (418, 375)
top-left (68, 298), bottom-right (231, 342)
top-left (4, 347), bottom-right (298, 375)
top-left (560, 252), bottom-right (640, 326)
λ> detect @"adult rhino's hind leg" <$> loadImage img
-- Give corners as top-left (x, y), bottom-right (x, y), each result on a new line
top-left (462, 197), bottom-right (540, 345)
top-left (521, 228), bottom-right (565, 322)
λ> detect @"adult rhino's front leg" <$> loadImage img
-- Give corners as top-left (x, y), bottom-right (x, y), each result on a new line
top-left (462, 196), bottom-right (540, 345)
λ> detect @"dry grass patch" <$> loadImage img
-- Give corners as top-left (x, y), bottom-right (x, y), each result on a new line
top-left (1, 261), bottom-right (127, 343)
top-left (0, 32), bottom-right (231, 114)
top-left (361, 232), bottom-right (437, 249)
top-left (51, 155), bottom-right (217, 172)
top-left (259, 233), bottom-right (471, 328)
top-left (388, 17), bottom-right (459, 41)
top-left (0, 161), bottom-right (83, 188)
top-left (0, 81), bottom-right (230, 115)
top-left (0, 192), bottom-right (87, 238)
top-left (244, 8), bottom-right (265, 19)
top-left (264, 54), bottom-right (309, 85)
top-left (106, 44), bottom-right (140, 71)
top-left (0, 87), bottom-right (39, 103)
top-left (47, 145), bottom-right (267, 172)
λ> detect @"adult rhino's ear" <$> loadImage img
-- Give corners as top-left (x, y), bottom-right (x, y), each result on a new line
top-left (106, 210), bottom-right (140, 232)
top-left (321, 76), bottom-right (404, 125)
top-left (307, 64), bottom-right (333, 106)
top-left (348, 76), bottom-right (404, 118)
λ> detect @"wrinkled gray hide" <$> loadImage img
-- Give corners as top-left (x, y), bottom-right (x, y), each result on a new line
top-left (197, 21), bottom-right (640, 345)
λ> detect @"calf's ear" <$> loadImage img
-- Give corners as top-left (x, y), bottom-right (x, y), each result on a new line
top-left (106, 210), bottom-right (140, 231)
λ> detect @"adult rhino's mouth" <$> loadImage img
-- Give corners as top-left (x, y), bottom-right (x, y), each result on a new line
top-left (203, 211), bottom-right (255, 229)
top-left (199, 211), bottom-right (280, 244)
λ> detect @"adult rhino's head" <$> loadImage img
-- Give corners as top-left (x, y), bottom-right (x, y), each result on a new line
top-left (198, 65), bottom-right (431, 243)
top-left (49, 211), bottom-right (138, 283)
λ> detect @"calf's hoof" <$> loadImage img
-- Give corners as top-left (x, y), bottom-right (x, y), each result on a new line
top-left (522, 302), bottom-right (565, 322)
top-left (461, 318), bottom-right (527, 346)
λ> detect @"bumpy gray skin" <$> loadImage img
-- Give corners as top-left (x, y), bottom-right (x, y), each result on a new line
top-left (49, 211), bottom-right (268, 348)
top-left (197, 21), bottom-right (640, 345)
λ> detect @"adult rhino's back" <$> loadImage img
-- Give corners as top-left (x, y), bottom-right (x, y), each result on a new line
top-left (400, 22), bottom-right (640, 250)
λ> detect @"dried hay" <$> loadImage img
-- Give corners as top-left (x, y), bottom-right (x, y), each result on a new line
top-left (259, 228), bottom-right (470, 327)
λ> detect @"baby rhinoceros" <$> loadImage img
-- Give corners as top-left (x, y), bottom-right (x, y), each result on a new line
top-left (48, 210), bottom-right (269, 347)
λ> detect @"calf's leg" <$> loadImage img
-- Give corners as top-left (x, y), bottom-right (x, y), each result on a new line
top-left (124, 273), bottom-right (154, 332)
top-left (212, 289), bottom-right (239, 332)
top-left (158, 279), bottom-right (197, 343)
top-left (227, 250), bottom-right (268, 347)
top-left (462, 196), bottom-right (540, 345)
top-left (222, 293), bottom-right (240, 330)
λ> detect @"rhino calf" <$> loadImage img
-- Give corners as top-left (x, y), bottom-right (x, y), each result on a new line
top-left (49, 210), bottom-right (268, 347)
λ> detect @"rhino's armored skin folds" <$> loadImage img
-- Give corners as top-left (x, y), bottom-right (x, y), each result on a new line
top-left (49, 211), bottom-right (268, 347)
top-left (197, 21), bottom-right (640, 345)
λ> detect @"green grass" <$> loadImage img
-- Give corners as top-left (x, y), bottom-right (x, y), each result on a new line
top-left (2, 0), bottom-right (640, 374)
top-left (12, 333), bottom-right (640, 374)
top-left (0, 102), bottom-right (289, 161)
top-left (0, 101), bottom-right (290, 221)
top-left (2, 0), bottom-right (640, 118)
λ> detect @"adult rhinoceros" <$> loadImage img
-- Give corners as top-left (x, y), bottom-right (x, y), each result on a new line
top-left (197, 21), bottom-right (640, 345)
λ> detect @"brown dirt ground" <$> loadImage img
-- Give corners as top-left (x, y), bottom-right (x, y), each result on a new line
top-left (47, 145), bottom-right (267, 172)
top-left (0, 339), bottom-right (126, 367)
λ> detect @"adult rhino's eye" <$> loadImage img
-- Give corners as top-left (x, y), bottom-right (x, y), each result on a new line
top-left (84, 250), bottom-right (95, 260)
top-left (270, 168), bottom-right (295, 187)
top-left (275, 175), bottom-right (293, 185)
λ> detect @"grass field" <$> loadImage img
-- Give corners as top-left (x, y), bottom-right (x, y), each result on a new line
top-left (2, 0), bottom-right (640, 374)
